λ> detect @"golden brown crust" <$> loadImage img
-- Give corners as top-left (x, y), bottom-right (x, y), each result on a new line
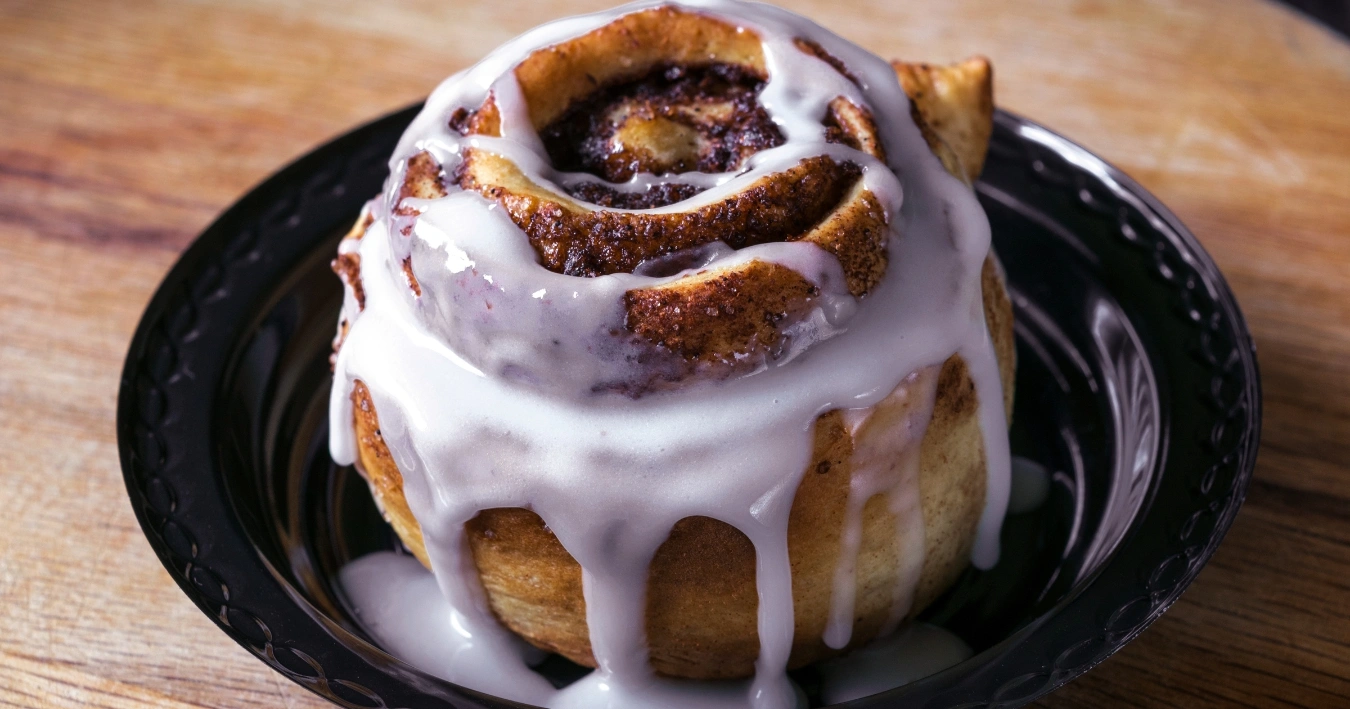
top-left (332, 252), bottom-right (364, 310)
top-left (512, 7), bottom-right (767, 130)
top-left (349, 381), bottom-right (426, 559)
top-left (623, 259), bottom-right (823, 365)
top-left (398, 150), bottom-right (448, 205)
top-left (894, 57), bottom-right (995, 183)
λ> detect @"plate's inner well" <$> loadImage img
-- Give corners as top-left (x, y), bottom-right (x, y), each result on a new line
top-left (216, 152), bottom-right (1162, 706)
top-left (119, 110), bottom-right (1255, 709)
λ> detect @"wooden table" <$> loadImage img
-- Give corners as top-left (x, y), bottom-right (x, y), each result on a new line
top-left (3, 0), bottom-right (1348, 706)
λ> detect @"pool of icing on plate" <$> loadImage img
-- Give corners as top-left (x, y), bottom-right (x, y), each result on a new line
top-left (341, 552), bottom-right (972, 708)
top-left (337, 457), bottom-right (1051, 704)
top-left (329, 1), bottom-right (1010, 707)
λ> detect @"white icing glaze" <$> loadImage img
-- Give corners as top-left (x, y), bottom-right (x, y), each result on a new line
top-left (344, 552), bottom-right (812, 709)
top-left (340, 552), bottom-right (555, 704)
top-left (1008, 455), bottom-right (1051, 515)
top-left (330, 1), bottom-right (1010, 707)
top-left (817, 622), bottom-right (972, 704)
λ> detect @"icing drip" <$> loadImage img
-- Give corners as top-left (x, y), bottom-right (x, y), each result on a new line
top-left (824, 366), bottom-right (938, 650)
top-left (330, 1), bottom-right (1011, 707)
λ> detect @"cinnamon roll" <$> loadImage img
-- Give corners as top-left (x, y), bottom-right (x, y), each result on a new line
top-left (331, 1), bottom-right (1011, 705)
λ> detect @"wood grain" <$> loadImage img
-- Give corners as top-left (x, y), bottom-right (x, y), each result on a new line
top-left (2, 0), bottom-right (1348, 706)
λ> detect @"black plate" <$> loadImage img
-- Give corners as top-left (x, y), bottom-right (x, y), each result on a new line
top-left (117, 107), bottom-right (1260, 708)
